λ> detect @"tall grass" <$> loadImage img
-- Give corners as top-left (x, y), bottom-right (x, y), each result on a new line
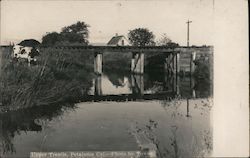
top-left (0, 48), bottom-right (94, 111)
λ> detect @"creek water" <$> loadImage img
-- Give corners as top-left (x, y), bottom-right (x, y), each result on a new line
top-left (0, 71), bottom-right (212, 158)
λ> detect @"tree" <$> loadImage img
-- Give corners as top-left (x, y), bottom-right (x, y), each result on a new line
top-left (156, 34), bottom-right (171, 46)
top-left (42, 32), bottom-right (63, 46)
top-left (157, 34), bottom-right (179, 48)
top-left (61, 21), bottom-right (89, 44)
top-left (41, 21), bottom-right (90, 46)
top-left (167, 42), bottom-right (179, 48)
top-left (128, 28), bottom-right (155, 46)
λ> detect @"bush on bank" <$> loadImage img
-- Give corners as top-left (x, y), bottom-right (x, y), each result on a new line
top-left (0, 48), bottom-right (94, 111)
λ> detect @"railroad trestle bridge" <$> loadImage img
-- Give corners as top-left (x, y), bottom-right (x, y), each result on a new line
top-left (39, 46), bottom-right (200, 99)
top-left (41, 46), bottom-right (197, 75)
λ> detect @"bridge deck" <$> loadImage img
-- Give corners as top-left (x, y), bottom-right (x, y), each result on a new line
top-left (40, 46), bottom-right (181, 53)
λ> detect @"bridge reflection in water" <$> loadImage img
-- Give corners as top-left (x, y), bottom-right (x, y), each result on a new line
top-left (88, 72), bottom-right (203, 102)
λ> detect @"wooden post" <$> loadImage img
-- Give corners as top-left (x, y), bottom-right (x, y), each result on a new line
top-left (131, 53), bottom-right (135, 72)
top-left (137, 74), bottom-right (144, 95)
top-left (172, 72), bottom-right (176, 92)
top-left (164, 58), bottom-right (168, 72)
top-left (131, 74), bottom-right (144, 96)
top-left (140, 53), bottom-right (144, 74)
top-left (173, 52), bottom-right (180, 74)
top-left (186, 99), bottom-right (190, 117)
top-left (94, 52), bottom-right (102, 74)
top-left (131, 52), bottom-right (144, 74)
top-left (163, 72), bottom-right (171, 91)
top-left (94, 74), bottom-right (102, 96)
top-left (190, 52), bottom-right (196, 74)
top-left (164, 53), bottom-right (173, 76)
top-left (173, 53), bottom-right (177, 74)
top-left (192, 89), bottom-right (196, 98)
top-left (190, 76), bottom-right (196, 98)
top-left (176, 53), bottom-right (180, 74)
top-left (176, 74), bottom-right (180, 96)
top-left (94, 53), bottom-right (97, 73)
top-left (98, 53), bottom-right (102, 74)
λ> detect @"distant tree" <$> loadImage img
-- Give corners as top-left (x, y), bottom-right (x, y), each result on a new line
top-left (41, 21), bottom-right (89, 46)
top-left (61, 21), bottom-right (89, 44)
top-left (166, 42), bottom-right (179, 48)
top-left (42, 32), bottom-right (64, 46)
top-left (128, 28), bottom-right (155, 46)
top-left (157, 34), bottom-right (171, 46)
top-left (157, 34), bottom-right (179, 48)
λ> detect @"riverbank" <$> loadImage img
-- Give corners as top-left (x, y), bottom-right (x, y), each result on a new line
top-left (0, 48), bottom-right (94, 112)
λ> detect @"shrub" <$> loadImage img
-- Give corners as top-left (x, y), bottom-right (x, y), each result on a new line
top-left (0, 48), bottom-right (94, 111)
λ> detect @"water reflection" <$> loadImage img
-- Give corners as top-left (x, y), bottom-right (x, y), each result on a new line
top-left (0, 104), bottom-right (76, 156)
top-left (91, 71), bottom-right (211, 99)
top-left (0, 70), bottom-right (212, 157)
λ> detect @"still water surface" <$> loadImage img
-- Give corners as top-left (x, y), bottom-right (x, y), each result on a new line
top-left (0, 71), bottom-right (212, 158)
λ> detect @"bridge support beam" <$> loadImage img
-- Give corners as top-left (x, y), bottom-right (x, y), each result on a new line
top-left (176, 53), bottom-right (180, 74)
top-left (131, 52), bottom-right (144, 74)
top-left (190, 76), bottom-right (196, 98)
top-left (190, 52), bottom-right (196, 74)
top-left (94, 52), bottom-right (102, 74)
top-left (163, 72), bottom-right (179, 97)
top-left (94, 74), bottom-right (102, 96)
top-left (131, 74), bottom-right (144, 96)
top-left (164, 52), bottom-right (180, 75)
top-left (175, 74), bottom-right (180, 96)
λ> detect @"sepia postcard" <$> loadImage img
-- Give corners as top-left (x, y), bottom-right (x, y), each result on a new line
top-left (0, 0), bottom-right (248, 157)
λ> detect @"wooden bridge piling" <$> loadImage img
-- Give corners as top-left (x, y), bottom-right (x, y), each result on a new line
top-left (131, 52), bottom-right (144, 74)
top-left (94, 74), bottom-right (102, 96)
top-left (176, 74), bottom-right (180, 96)
top-left (131, 53), bottom-right (135, 72)
top-left (176, 53), bottom-right (180, 74)
top-left (94, 52), bottom-right (102, 74)
top-left (173, 53), bottom-right (177, 74)
top-left (190, 76), bottom-right (196, 98)
top-left (131, 74), bottom-right (144, 96)
top-left (164, 53), bottom-right (172, 75)
top-left (164, 52), bottom-right (180, 75)
top-left (190, 52), bottom-right (196, 74)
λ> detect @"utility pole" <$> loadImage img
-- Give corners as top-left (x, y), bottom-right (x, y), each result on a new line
top-left (186, 20), bottom-right (192, 47)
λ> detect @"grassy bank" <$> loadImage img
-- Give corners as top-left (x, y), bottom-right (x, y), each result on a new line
top-left (0, 48), bottom-right (94, 112)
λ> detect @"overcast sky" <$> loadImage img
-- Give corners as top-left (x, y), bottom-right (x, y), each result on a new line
top-left (1, 0), bottom-right (214, 45)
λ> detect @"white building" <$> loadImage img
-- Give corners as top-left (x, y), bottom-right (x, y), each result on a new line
top-left (107, 34), bottom-right (130, 46)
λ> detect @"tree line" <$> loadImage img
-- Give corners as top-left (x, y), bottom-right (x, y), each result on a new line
top-left (42, 21), bottom-right (179, 47)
